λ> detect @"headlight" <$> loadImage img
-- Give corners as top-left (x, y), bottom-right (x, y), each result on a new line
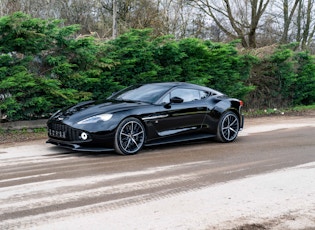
top-left (77, 114), bottom-right (113, 124)
top-left (50, 109), bottom-right (61, 119)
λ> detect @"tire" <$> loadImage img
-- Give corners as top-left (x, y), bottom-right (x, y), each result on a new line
top-left (114, 117), bottom-right (146, 155)
top-left (216, 111), bottom-right (240, 143)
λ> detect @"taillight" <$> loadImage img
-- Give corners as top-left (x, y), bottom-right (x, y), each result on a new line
top-left (240, 100), bottom-right (244, 107)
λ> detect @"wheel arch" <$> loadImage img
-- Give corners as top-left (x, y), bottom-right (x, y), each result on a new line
top-left (213, 98), bottom-right (242, 122)
top-left (114, 116), bottom-right (147, 155)
top-left (216, 110), bottom-right (240, 142)
top-left (120, 115), bottom-right (149, 140)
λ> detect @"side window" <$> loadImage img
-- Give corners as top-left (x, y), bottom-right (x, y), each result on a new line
top-left (200, 91), bottom-right (210, 99)
top-left (171, 89), bottom-right (200, 102)
top-left (160, 93), bottom-right (170, 104)
top-left (160, 89), bottom-right (210, 104)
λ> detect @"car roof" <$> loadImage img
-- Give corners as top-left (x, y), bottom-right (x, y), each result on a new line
top-left (147, 82), bottom-right (195, 87)
top-left (143, 82), bottom-right (223, 95)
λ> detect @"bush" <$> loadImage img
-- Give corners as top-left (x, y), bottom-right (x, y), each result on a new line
top-left (1, 13), bottom-right (313, 121)
top-left (246, 44), bottom-right (315, 109)
top-left (104, 29), bottom-right (160, 86)
top-left (203, 41), bottom-right (255, 99)
top-left (0, 12), bottom-right (92, 121)
top-left (293, 52), bottom-right (315, 105)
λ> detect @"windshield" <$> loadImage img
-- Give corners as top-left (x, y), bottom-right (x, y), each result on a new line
top-left (108, 84), bottom-right (171, 103)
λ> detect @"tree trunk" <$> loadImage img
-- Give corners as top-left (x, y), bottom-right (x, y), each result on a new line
top-left (280, 0), bottom-right (301, 44)
top-left (301, 0), bottom-right (312, 50)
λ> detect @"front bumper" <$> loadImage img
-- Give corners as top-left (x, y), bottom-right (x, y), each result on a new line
top-left (47, 120), bottom-right (116, 152)
top-left (47, 138), bottom-right (114, 152)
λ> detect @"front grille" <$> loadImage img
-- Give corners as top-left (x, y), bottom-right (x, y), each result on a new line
top-left (48, 122), bottom-right (84, 141)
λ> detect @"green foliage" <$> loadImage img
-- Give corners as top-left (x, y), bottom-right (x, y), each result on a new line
top-left (0, 13), bottom-right (314, 121)
top-left (0, 65), bottom-right (85, 120)
top-left (247, 45), bottom-right (315, 108)
top-left (270, 47), bottom-right (296, 101)
top-left (176, 38), bottom-right (213, 85)
top-left (0, 12), bottom-right (91, 121)
top-left (152, 36), bottom-right (184, 82)
top-left (106, 29), bottom-right (160, 86)
top-left (203, 41), bottom-right (255, 99)
top-left (247, 47), bottom-right (295, 108)
top-left (0, 12), bottom-right (62, 55)
top-left (153, 38), bottom-right (255, 99)
top-left (292, 52), bottom-right (315, 105)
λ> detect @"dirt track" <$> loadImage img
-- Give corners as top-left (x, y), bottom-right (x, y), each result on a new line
top-left (0, 115), bottom-right (315, 229)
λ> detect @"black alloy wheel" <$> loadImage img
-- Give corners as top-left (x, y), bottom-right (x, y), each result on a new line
top-left (114, 117), bottom-right (146, 155)
top-left (216, 111), bottom-right (240, 142)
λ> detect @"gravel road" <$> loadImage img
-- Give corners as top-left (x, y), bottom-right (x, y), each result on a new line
top-left (0, 115), bottom-right (314, 230)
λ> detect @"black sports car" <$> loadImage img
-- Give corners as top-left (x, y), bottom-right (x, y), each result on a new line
top-left (47, 82), bottom-right (244, 155)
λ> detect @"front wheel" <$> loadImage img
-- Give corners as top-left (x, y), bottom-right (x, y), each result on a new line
top-left (216, 111), bottom-right (240, 143)
top-left (114, 117), bottom-right (146, 155)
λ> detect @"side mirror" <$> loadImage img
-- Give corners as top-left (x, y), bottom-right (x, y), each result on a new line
top-left (170, 96), bottom-right (184, 104)
top-left (163, 96), bottom-right (184, 109)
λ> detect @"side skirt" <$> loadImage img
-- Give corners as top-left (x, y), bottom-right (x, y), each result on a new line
top-left (145, 133), bottom-right (216, 147)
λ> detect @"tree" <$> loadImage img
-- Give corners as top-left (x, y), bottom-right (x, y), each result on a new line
top-left (191, 0), bottom-right (271, 48)
top-left (273, 0), bottom-right (315, 51)
top-left (99, 0), bottom-right (196, 38)
top-left (280, 0), bottom-right (301, 44)
top-left (298, 0), bottom-right (315, 50)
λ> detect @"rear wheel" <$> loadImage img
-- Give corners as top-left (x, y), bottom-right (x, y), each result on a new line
top-left (114, 117), bottom-right (146, 155)
top-left (216, 111), bottom-right (239, 142)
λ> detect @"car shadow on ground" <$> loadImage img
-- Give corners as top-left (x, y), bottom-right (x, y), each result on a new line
top-left (43, 146), bottom-right (118, 158)
top-left (44, 136), bottom-right (244, 158)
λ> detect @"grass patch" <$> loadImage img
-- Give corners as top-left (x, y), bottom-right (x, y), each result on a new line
top-left (244, 104), bottom-right (315, 117)
top-left (291, 104), bottom-right (315, 111)
top-left (0, 127), bottom-right (47, 144)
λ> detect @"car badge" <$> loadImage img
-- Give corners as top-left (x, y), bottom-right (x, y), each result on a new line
top-left (57, 117), bottom-right (64, 121)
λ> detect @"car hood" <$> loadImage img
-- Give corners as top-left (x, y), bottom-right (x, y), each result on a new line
top-left (50, 100), bottom-right (148, 124)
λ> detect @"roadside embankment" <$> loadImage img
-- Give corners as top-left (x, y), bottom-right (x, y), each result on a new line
top-left (0, 119), bottom-right (47, 130)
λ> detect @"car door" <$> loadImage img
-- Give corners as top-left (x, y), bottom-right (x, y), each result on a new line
top-left (150, 88), bottom-right (208, 137)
